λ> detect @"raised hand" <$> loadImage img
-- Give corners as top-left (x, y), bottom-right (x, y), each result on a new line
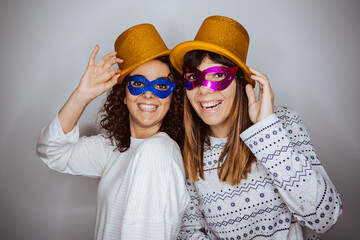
top-left (58, 45), bottom-right (123, 134)
top-left (75, 45), bottom-right (123, 101)
top-left (245, 67), bottom-right (274, 124)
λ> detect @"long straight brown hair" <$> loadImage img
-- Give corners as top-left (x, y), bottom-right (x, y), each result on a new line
top-left (183, 50), bottom-right (256, 185)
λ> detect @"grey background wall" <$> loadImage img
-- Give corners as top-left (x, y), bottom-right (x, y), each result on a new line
top-left (0, 0), bottom-right (359, 239)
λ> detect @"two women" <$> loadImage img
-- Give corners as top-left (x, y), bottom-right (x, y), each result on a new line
top-left (170, 16), bottom-right (342, 239)
top-left (37, 24), bottom-right (189, 239)
top-left (37, 16), bottom-right (342, 240)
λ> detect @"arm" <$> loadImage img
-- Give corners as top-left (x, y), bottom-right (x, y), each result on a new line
top-left (244, 68), bottom-right (342, 233)
top-left (36, 46), bottom-right (122, 176)
top-left (240, 106), bottom-right (342, 233)
top-left (37, 113), bottom-right (111, 177)
top-left (119, 135), bottom-right (190, 240)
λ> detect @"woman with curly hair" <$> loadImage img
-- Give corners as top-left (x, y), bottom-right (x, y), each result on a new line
top-left (36, 24), bottom-right (189, 239)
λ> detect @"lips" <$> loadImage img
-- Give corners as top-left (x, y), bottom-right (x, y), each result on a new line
top-left (200, 100), bottom-right (222, 110)
top-left (137, 103), bottom-right (158, 111)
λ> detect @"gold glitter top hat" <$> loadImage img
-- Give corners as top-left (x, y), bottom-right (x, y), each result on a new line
top-left (170, 15), bottom-right (254, 86)
top-left (114, 24), bottom-right (170, 83)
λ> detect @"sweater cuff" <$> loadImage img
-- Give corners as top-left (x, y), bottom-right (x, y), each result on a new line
top-left (48, 112), bottom-right (80, 144)
top-left (240, 113), bottom-right (282, 143)
top-left (240, 114), bottom-right (289, 162)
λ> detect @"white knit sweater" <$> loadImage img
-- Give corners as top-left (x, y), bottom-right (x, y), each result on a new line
top-left (178, 106), bottom-right (342, 240)
top-left (37, 114), bottom-right (190, 240)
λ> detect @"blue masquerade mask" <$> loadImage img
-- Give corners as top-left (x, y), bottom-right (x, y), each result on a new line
top-left (125, 75), bottom-right (176, 99)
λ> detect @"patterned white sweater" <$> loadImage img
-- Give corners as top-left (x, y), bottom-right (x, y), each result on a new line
top-left (37, 114), bottom-right (190, 240)
top-left (178, 106), bottom-right (342, 240)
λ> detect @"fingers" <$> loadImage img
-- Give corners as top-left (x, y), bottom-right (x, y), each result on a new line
top-left (108, 68), bottom-right (121, 79)
top-left (88, 46), bottom-right (123, 73)
top-left (104, 73), bottom-right (121, 90)
top-left (250, 68), bottom-right (272, 95)
top-left (97, 51), bottom-right (117, 67)
top-left (88, 45), bottom-right (99, 66)
top-left (249, 67), bottom-right (268, 80)
top-left (251, 75), bottom-right (269, 87)
top-left (245, 84), bottom-right (256, 106)
top-left (103, 58), bottom-right (123, 71)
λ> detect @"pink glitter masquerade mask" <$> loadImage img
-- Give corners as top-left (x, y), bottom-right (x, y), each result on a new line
top-left (183, 66), bottom-right (238, 91)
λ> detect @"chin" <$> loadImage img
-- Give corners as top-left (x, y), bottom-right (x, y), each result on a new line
top-left (201, 117), bottom-right (221, 127)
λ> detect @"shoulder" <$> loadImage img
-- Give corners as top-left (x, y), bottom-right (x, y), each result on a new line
top-left (134, 132), bottom-right (181, 165)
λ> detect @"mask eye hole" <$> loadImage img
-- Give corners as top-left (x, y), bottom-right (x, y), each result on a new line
top-left (205, 72), bottom-right (227, 81)
top-left (131, 81), bottom-right (146, 88)
top-left (185, 73), bottom-right (197, 81)
top-left (154, 84), bottom-right (169, 91)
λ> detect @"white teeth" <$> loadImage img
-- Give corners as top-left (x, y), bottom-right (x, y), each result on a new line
top-left (200, 101), bottom-right (222, 110)
top-left (138, 104), bottom-right (157, 111)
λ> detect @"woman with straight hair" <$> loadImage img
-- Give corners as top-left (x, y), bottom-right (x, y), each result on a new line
top-left (37, 24), bottom-right (189, 239)
top-left (170, 15), bottom-right (342, 240)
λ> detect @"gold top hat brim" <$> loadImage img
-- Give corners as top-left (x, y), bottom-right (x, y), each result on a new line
top-left (114, 24), bottom-right (170, 84)
top-left (170, 16), bottom-right (254, 87)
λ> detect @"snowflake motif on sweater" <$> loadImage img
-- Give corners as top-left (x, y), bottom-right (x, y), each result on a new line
top-left (178, 106), bottom-right (342, 240)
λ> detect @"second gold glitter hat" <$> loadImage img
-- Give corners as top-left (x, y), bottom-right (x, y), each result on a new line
top-left (170, 15), bottom-right (254, 86)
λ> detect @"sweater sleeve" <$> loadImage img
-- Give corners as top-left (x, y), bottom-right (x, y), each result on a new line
top-left (36, 113), bottom-right (110, 177)
top-left (177, 179), bottom-right (215, 240)
top-left (119, 135), bottom-right (190, 240)
top-left (240, 106), bottom-right (343, 234)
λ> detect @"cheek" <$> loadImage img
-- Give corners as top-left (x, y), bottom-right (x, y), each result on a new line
top-left (186, 90), bottom-right (196, 105)
top-left (222, 81), bottom-right (237, 102)
top-left (124, 87), bottom-right (137, 105)
top-left (161, 96), bottom-right (172, 110)
top-left (124, 88), bottom-right (130, 105)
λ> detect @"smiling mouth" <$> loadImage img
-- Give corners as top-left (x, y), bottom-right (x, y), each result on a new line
top-left (200, 100), bottom-right (222, 110)
top-left (138, 104), bottom-right (158, 111)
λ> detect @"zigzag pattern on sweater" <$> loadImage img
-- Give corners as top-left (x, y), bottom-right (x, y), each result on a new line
top-left (207, 203), bottom-right (286, 227)
top-left (182, 211), bottom-right (204, 221)
top-left (278, 114), bottom-right (302, 129)
top-left (274, 159), bottom-right (313, 189)
top-left (259, 143), bottom-right (294, 163)
top-left (258, 140), bottom-right (312, 164)
top-left (204, 142), bottom-right (226, 152)
top-left (292, 140), bottom-right (312, 148)
top-left (198, 176), bottom-right (274, 204)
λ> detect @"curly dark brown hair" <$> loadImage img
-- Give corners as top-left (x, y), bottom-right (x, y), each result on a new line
top-left (99, 56), bottom-right (184, 152)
